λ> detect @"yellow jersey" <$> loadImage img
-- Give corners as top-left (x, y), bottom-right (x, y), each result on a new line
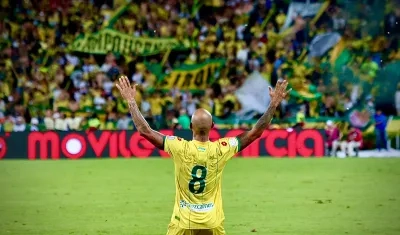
top-left (163, 136), bottom-right (241, 229)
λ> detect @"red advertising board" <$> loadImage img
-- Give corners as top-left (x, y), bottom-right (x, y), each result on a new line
top-left (0, 129), bottom-right (325, 159)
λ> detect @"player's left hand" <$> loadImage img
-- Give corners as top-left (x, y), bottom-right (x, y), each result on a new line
top-left (269, 79), bottom-right (291, 107)
top-left (116, 75), bottom-right (137, 102)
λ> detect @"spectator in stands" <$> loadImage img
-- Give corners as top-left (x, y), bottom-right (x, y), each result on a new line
top-left (340, 126), bottom-right (363, 157)
top-left (167, 114), bottom-right (179, 130)
top-left (54, 113), bottom-right (68, 131)
top-left (30, 118), bottom-right (39, 131)
top-left (44, 110), bottom-right (55, 130)
top-left (177, 109), bottom-right (191, 130)
top-left (294, 106), bottom-right (306, 128)
top-left (116, 114), bottom-right (130, 130)
top-left (65, 113), bottom-right (82, 131)
top-left (185, 95), bottom-right (198, 117)
top-left (3, 116), bottom-right (14, 132)
top-left (325, 120), bottom-right (340, 156)
top-left (149, 92), bottom-right (164, 129)
top-left (141, 94), bottom-right (152, 123)
top-left (88, 114), bottom-right (101, 131)
top-left (374, 110), bottom-right (388, 151)
top-left (102, 113), bottom-right (117, 130)
top-left (13, 116), bottom-right (26, 132)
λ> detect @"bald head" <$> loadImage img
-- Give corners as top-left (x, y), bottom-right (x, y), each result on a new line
top-left (191, 108), bottom-right (213, 135)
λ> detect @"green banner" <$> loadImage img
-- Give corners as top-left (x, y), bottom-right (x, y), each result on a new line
top-left (149, 59), bottom-right (226, 90)
top-left (69, 28), bottom-right (182, 55)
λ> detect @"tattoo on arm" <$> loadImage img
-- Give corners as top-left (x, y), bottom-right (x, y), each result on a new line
top-left (127, 101), bottom-right (150, 132)
top-left (127, 101), bottom-right (165, 149)
top-left (237, 104), bottom-right (277, 151)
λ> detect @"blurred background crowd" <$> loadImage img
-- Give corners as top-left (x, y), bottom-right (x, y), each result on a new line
top-left (0, 0), bottom-right (399, 138)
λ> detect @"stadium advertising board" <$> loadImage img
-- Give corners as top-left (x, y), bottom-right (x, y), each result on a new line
top-left (0, 129), bottom-right (325, 160)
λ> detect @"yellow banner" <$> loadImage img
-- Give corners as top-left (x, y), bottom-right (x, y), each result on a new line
top-left (70, 28), bottom-right (180, 55)
top-left (157, 60), bottom-right (225, 90)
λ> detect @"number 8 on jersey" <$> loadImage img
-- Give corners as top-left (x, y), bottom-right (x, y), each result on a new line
top-left (189, 165), bottom-right (207, 194)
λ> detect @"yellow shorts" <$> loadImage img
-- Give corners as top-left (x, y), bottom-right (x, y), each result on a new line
top-left (166, 223), bottom-right (226, 235)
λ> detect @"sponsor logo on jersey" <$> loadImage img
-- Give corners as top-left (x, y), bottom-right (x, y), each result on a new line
top-left (167, 136), bottom-right (176, 140)
top-left (229, 137), bottom-right (238, 147)
top-left (179, 200), bottom-right (214, 212)
top-left (197, 147), bottom-right (206, 152)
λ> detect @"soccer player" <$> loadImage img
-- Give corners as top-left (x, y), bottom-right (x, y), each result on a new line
top-left (116, 76), bottom-right (290, 235)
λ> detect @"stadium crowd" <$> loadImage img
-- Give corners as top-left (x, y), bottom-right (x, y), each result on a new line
top-left (0, 0), bottom-right (399, 133)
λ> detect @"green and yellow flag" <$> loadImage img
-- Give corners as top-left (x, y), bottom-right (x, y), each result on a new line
top-left (69, 28), bottom-right (182, 56)
top-left (149, 59), bottom-right (226, 91)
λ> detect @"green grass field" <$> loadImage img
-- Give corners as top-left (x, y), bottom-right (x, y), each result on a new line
top-left (1, 158), bottom-right (400, 235)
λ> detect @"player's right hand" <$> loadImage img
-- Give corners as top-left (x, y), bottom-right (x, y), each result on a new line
top-left (116, 75), bottom-right (137, 102)
top-left (269, 79), bottom-right (291, 107)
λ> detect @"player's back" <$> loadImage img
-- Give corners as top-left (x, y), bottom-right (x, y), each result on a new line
top-left (163, 136), bottom-right (240, 229)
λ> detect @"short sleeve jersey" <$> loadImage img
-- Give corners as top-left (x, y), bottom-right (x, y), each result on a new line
top-left (163, 136), bottom-right (240, 229)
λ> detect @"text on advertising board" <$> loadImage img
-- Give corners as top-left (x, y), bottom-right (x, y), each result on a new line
top-left (0, 129), bottom-right (325, 159)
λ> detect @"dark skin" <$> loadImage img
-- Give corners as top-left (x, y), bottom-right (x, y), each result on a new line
top-left (116, 76), bottom-right (290, 151)
top-left (190, 108), bottom-right (213, 142)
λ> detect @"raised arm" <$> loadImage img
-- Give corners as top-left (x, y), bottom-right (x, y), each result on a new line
top-left (116, 76), bottom-right (165, 149)
top-left (237, 80), bottom-right (291, 150)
